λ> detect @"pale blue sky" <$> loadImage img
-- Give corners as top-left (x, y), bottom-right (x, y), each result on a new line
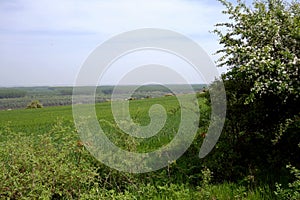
top-left (0, 0), bottom-right (249, 86)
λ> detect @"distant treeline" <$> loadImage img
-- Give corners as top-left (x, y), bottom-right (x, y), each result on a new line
top-left (0, 96), bottom-right (109, 110)
top-left (0, 88), bottom-right (27, 99)
top-left (97, 84), bottom-right (206, 95)
top-left (0, 84), bottom-right (206, 110)
top-left (0, 85), bottom-right (206, 97)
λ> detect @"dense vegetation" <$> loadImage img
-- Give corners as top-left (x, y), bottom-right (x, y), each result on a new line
top-left (0, 0), bottom-right (299, 199)
top-left (0, 96), bottom-right (275, 199)
top-left (202, 0), bottom-right (299, 198)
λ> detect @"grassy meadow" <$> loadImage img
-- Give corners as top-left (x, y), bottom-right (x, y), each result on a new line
top-left (0, 94), bottom-right (277, 199)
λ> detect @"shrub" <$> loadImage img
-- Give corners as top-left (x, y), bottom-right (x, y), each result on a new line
top-left (275, 164), bottom-right (300, 200)
top-left (206, 0), bottom-right (300, 183)
top-left (0, 122), bottom-right (97, 199)
top-left (26, 100), bottom-right (43, 109)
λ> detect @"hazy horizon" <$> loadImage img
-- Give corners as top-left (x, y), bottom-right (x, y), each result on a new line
top-left (0, 83), bottom-right (208, 88)
top-left (0, 0), bottom-right (246, 87)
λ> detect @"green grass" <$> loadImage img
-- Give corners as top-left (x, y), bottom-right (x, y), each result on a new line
top-left (0, 104), bottom-right (73, 135)
top-left (0, 96), bottom-right (180, 132)
top-left (0, 95), bottom-right (276, 199)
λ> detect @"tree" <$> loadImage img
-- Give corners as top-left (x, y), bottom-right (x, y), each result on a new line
top-left (203, 0), bottom-right (300, 182)
top-left (215, 0), bottom-right (299, 103)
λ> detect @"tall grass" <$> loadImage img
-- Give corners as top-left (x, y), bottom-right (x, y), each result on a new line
top-left (0, 96), bottom-right (277, 199)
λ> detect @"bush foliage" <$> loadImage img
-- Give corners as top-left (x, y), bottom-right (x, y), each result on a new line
top-left (26, 100), bottom-right (43, 109)
top-left (0, 120), bottom-right (275, 199)
top-left (201, 0), bottom-right (300, 185)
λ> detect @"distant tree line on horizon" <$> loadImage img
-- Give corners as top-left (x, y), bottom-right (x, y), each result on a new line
top-left (0, 84), bottom-right (207, 110)
top-left (0, 88), bottom-right (27, 99)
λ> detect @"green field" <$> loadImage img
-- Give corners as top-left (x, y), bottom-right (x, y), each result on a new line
top-left (0, 95), bottom-right (275, 199)
top-left (0, 96), bottom-right (181, 135)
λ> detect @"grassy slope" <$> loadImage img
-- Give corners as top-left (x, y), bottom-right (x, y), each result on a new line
top-left (0, 96), bottom-right (275, 199)
top-left (0, 96), bottom-right (180, 133)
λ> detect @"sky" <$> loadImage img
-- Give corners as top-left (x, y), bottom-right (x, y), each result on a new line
top-left (0, 0), bottom-right (246, 87)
